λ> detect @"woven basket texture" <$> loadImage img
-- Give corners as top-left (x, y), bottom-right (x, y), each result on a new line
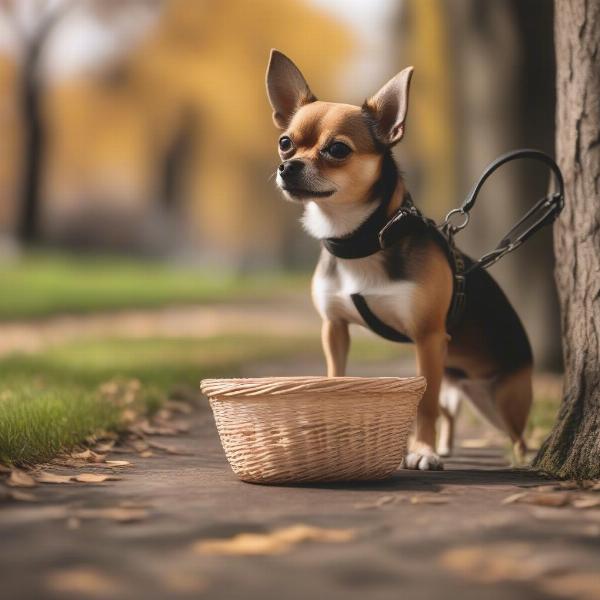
top-left (200, 376), bottom-right (426, 484)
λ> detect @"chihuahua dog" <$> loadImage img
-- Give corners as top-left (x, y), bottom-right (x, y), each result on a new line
top-left (266, 50), bottom-right (532, 470)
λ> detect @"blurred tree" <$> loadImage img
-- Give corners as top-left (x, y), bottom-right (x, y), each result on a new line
top-left (534, 0), bottom-right (600, 478)
top-left (0, 0), bottom-right (160, 242)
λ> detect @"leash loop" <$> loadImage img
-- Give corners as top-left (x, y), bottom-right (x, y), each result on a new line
top-left (443, 208), bottom-right (470, 234)
top-left (440, 149), bottom-right (564, 273)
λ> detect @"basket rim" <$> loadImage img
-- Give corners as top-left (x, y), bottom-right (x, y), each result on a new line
top-left (200, 375), bottom-right (426, 399)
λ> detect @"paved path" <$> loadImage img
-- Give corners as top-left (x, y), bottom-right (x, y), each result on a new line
top-left (2, 399), bottom-right (599, 600)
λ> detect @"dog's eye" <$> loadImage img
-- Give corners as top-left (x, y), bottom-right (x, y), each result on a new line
top-left (279, 136), bottom-right (293, 152)
top-left (326, 142), bottom-right (352, 159)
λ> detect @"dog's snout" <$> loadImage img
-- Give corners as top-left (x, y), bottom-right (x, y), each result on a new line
top-left (278, 159), bottom-right (304, 179)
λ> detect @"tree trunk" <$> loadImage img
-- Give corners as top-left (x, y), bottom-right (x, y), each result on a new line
top-left (533, 0), bottom-right (600, 479)
top-left (17, 44), bottom-right (44, 242)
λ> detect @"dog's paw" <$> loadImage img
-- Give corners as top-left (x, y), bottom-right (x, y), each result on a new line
top-left (403, 450), bottom-right (444, 471)
top-left (437, 444), bottom-right (452, 458)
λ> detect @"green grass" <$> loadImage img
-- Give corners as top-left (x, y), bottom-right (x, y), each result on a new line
top-left (0, 335), bottom-right (322, 466)
top-left (0, 251), bottom-right (308, 320)
top-left (0, 333), bottom-right (408, 466)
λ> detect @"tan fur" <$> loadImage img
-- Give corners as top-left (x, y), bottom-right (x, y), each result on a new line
top-left (321, 320), bottom-right (350, 377)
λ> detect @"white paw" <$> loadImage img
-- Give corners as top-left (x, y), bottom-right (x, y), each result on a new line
top-left (437, 445), bottom-right (452, 458)
top-left (404, 451), bottom-right (444, 471)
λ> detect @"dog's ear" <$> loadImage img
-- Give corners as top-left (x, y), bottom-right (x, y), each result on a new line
top-left (363, 66), bottom-right (414, 146)
top-left (266, 49), bottom-right (316, 129)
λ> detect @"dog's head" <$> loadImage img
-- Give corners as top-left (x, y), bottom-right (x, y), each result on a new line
top-left (266, 49), bottom-right (413, 206)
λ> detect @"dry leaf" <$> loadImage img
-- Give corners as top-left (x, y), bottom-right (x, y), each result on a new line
top-left (45, 567), bottom-right (122, 596)
top-left (193, 524), bottom-right (355, 556)
top-left (139, 451), bottom-right (153, 458)
top-left (74, 473), bottom-right (121, 483)
top-left (461, 438), bottom-right (491, 449)
top-left (6, 490), bottom-right (38, 502)
top-left (542, 571), bottom-right (600, 600)
top-left (138, 422), bottom-right (179, 436)
top-left (36, 471), bottom-right (73, 484)
top-left (94, 441), bottom-right (115, 453)
top-left (533, 484), bottom-right (559, 493)
top-left (572, 496), bottom-right (600, 509)
top-left (165, 400), bottom-right (193, 415)
top-left (520, 492), bottom-right (570, 508)
top-left (410, 495), bottom-right (449, 505)
top-left (74, 507), bottom-right (149, 523)
top-left (129, 440), bottom-right (149, 453)
top-left (354, 495), bottom-right (397, 510)
top-left (7, 469), bottom-right (37, 488)
top-left (440, 543), bottom-right (548, 583)
top-left (104, 460), bottom-right (131, 467)
top-left (502, 492), bottom-right (529, 504)
top-left (147, 441), bottom-right (192, 456)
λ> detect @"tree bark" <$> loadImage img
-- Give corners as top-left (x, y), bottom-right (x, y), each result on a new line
top-left (533, 0), bottom-right (600, 479)
top-left (17, 42), bottom-right (44, 242)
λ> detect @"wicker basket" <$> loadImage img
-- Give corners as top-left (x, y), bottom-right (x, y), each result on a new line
top-left (200, 376), bottom-right (426, 484)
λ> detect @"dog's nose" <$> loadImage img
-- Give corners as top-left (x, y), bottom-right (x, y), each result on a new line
top-left (278, 159), bottom-right (304, 179)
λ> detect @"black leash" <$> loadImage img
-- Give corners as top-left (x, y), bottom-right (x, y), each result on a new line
top-left (439, 149), bottom-right (564, 274)
top-left (324, 148), bottom-right (564, 343)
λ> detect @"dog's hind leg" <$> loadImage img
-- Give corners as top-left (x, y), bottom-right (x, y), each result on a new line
top-left (494, 366), bottom-right (533, 464)
top-left (438, 378), bottom-right (463, 457)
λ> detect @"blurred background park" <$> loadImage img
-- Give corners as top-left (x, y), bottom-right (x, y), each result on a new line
top-left (0, 0), bottom-right (562, 465)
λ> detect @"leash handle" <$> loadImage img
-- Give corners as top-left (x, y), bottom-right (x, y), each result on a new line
top-left (441, 148), bottom-right (565, 272)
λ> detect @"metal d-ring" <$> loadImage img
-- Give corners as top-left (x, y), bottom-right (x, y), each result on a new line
top-left (443, 208), bottom-right (470, 234)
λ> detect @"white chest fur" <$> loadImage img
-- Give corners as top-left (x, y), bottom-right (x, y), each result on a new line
top-left (312, 252), bottom-right (417, 335)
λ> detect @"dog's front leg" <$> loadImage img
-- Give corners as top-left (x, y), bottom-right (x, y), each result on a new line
top-left (321, 320), bottom-right (349, 377)
top-left (405, 331), bottom-right (447, 470)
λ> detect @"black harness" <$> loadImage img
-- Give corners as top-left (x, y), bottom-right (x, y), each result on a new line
top-left (322, 149), bottom-right (564, 344)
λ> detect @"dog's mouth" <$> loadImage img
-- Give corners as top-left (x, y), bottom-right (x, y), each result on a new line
top-left (281, 186), bottom-right (335, 199)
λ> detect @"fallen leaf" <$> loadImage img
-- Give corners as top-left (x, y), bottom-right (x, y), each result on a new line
top-left (533, 484), bottom-right (559, 493)
top-left (520, 493), bottom-right (570, 508)
top-left (66, 517), bottom-right (81, 530)
top-left (460, 438), bottom-right (491, 449)
top-left (354, 495), bottom-right (398, 510)
top-left (542, 572), bottom-right (600, 600)
top-left (193, 524), bottom-right (355, 556)
top-left (139, 451), bottom-right (154, 458)
top-left (74, 507), bottom-right (149, 523)
top-left (147, 441), bottom-right (192, 456)
top-left (93, 441), bottom-right (115, 453)
top-left (410, 495), bottom-right (449, 505)
top-left (572, 496), bottom-right (600, 509)
top-left (6, 469), bottom-right (37, 488)
top-left (502, 492), bottom-right (529, 504)
top-left (73, 473), bottom-right (121, 483)
top-left (45, 567), bottom-right (122, 596)
top-left (138, 422), bottom-right (179, 436)
top-left (440, 543), bottom-right (551, 583)
top-left (165, 400), bottom-right (193, 415)
top-left (6, 490), bottom-right (38, 502)
top-left (104, 460), bottom-right (131, 467)
top-left (35, 471), bottom-right (73, 484)
top-left (129, 440), bottom-right (149, 453)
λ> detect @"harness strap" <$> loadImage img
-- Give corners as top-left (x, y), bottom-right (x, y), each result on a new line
top-left (350, 293), bottom-right (413, 343)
